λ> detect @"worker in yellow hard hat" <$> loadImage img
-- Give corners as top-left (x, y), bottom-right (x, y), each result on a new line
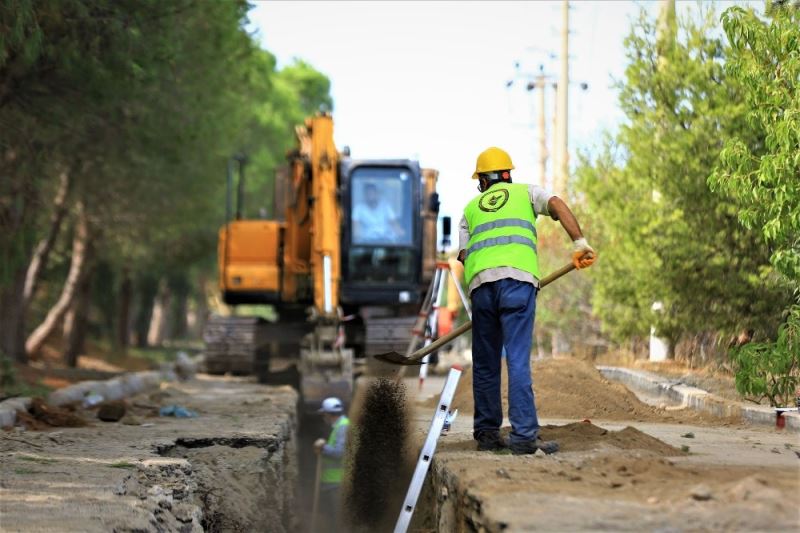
top-left (458, 147), bottom-right (596, 455)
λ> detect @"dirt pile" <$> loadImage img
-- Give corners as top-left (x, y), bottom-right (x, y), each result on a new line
top-left (436, 357), bottom-right (725, 422)
top-left (538, 422), bottom-right (685, 455)
top-left (15, 397), bottom-right (87, 429)
top-left (344, 378), bottom-right (413, 531)
top-left (439, 421), bottom-right (686, 455)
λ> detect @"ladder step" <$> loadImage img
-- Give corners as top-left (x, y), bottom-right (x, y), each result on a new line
top-left (393, 365), bottom-right (462, 533)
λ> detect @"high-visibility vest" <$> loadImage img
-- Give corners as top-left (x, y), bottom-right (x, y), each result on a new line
top-left (321, 415), bottom-right (350, 484)
top-left (463, 183), bottom-right (539, 287)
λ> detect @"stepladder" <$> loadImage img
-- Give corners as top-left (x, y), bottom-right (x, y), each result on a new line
top-left (393, 365), bottom-right (462, 533)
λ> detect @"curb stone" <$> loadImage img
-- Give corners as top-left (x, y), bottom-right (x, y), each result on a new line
top-left (0, 356), bottom-right (198, 428)
top-left (597, 365), bottom-right (800, 433)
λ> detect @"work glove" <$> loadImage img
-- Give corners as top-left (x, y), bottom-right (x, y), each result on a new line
top-left (572, 238), bottom-right (596, 269)
top-left (314, 438), bottom-right (326, 454)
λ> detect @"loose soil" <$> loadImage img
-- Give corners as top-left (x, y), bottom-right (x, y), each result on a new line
top-left (421, 415), bottom-right (799, 532)
top-left (344, 378), bottom-right (414, 532)
top-left (431, 357), bottom-right (738, 424)
top-left (0, 377), bottom-right (299, 533)
top-left (16, 397), bottom-right (88, 429)
top-left (439, 421), bottom-right (686, 456)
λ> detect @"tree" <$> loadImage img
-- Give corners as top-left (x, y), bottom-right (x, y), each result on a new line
top-left (0, 0), bottom-right (333, 364)
top-left (577, 6), bottom-right (791, 357)
top-left (708, 3), bottom-right (800, 405)
top-left (710, 4), bottom-right (800, 287)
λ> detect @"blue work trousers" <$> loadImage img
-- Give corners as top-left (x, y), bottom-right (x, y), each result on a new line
top-left (471, 278), bottom-right (539, 444)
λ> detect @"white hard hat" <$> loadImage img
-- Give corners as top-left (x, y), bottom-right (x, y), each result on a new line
top-left (318, 397), bottom-right (343, 414)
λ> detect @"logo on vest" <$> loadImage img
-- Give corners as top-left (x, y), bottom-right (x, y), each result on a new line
top-left (478, 189), bottom-right (509, 212)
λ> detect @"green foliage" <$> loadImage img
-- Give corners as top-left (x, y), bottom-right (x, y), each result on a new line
top-left (107, 461), bottom-right (136, 469)
top-left (710, 5), bottom-right (800, 285)
top-left (0, 1), bottom-right (332, 355)
top-left (730, 305), bottom-right (800, 406)
top-left (0, 354), bottom-right (51, 399)
top-left (577, 7), bottom-right (790, 349)
top-left (706, 5), bottom-right (800, 404)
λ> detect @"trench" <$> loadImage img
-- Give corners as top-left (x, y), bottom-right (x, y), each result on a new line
top-left (111, 381), bottom-right (473, 533)
top-left (150, 432), bottom-right (298, 533)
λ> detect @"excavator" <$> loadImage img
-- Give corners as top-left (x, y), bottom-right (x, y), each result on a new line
top-left (204, 113), bottom-right (440, 411)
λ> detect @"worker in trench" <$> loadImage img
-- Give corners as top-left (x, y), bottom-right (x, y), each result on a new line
top-left (457, 147), bottom-right (596, 455)
top-left (314, 397), bottom-right (350, 531)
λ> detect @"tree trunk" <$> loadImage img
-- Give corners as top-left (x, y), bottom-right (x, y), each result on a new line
top-left (193, 273), bottom-right (210, 339)
top-left (169, 276), bottom-right (189, 340)
top-left (23, 169), bottom-right (71, 307)
top-left (0, 267), bottom-right (28, 363)
top-left (25, 205), bottom-right (91, 357)
top-left (64, 267), bottom-right (92, 367)
top-left (117, 269), bottom-right (132, 353)
top-left (147, 278), bottom-right (171, 347)
top-left (134, 276), bottom-right (158, 348)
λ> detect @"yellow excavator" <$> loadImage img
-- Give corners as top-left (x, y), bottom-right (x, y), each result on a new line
top-left (204, 113), bottom-right (440, 411)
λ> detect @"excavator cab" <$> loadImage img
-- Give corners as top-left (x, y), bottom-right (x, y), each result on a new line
top-left (340, 160), bottom-right (425, 305)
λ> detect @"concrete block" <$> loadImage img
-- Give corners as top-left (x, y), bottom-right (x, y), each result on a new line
top-left (597, 365), bottom-right (799, 433)
top-left (0, 397), bottom-right (32, 427)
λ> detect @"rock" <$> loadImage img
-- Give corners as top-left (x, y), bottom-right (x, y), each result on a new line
top-left (495, 468), bottom-right (511, 479)
top-left (174, 352), bottom-right (197, 381)
top-left (647, 496), bottom-right (659, 504)
top-left (98, 401), bottom-right (127, 422)
top-left (689, 484), bottom-right (712, 501)
top-left (681, 432), bottom-right (695, 438)
top-left (121, 414), bottom-right (142, 426)
top-left (725, 476), bottom-right (782, 502)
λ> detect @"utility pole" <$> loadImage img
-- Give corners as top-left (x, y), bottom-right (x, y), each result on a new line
top-left (555, 0), bottom-right (570, 199)
top-left (525, 66), bottom-right (550, 188)
top-left (551, 81), bottom-right (559, 193)
top-left (537, 70), bottom-right (547, 188)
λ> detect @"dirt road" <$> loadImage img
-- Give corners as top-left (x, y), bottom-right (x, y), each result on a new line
top-left (407, 363), bottom-right (800, 532)
top-left (0, 376), bottom-right (298, 532)
top-left (2, 360), bottom-right (797, 533)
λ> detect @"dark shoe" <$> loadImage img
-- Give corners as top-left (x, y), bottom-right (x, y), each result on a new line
top-left (475, 431), bottom-right (508, 451)
top-left (510, 438), bottom-right (559, 455)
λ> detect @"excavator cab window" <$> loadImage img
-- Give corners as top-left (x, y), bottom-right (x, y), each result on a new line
top-left (345, 166), bottom-right (419, 287)
top-left (351, 169), bottom-right (412, 246)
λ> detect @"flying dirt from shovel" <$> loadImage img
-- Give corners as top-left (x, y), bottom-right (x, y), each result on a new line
top-left (343, 378), bottom-right (413, 531)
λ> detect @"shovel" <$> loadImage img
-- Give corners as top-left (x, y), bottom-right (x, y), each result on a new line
top-left (310, 451), bottom-right (323, 532)
top-left (374, 261), bottom-right (578, 366)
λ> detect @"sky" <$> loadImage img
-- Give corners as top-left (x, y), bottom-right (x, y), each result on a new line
top-left (248, 0), bottom-right (751, 227)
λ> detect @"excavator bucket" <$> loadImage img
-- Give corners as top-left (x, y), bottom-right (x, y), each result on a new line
top-left (373, 351), bottom-right (426, 366)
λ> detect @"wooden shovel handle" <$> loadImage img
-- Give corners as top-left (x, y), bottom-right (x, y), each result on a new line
top-left (404, 261), bottom-right (577, 363)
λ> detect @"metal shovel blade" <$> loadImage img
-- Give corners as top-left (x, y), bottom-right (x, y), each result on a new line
top-left (373, 351), bottom-right (426, 366)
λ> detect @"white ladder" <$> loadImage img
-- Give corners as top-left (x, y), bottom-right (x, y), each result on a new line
top-left (393, 365), bottom-right (462, 533)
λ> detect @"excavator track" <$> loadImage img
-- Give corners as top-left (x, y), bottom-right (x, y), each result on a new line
top-left (203, 315), bottom-right (268, 376)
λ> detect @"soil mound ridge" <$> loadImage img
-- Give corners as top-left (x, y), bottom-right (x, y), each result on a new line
top-left (429, 357), bottom-right (727, 423)
top-left (438, 421), bottom-right (685, 455)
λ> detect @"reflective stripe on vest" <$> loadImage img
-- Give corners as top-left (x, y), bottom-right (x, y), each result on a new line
top-left (321, 415), bottom-right (350, 484)
top-left (463, 183), bottom-right (540, 287)
top-left (471, 218), bottom-right (537, 238)
top-left (464, 234), bottom-right (537, 261)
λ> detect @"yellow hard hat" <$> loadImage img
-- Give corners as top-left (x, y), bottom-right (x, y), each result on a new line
top-left (472, 147), bottom-right (514, 179)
